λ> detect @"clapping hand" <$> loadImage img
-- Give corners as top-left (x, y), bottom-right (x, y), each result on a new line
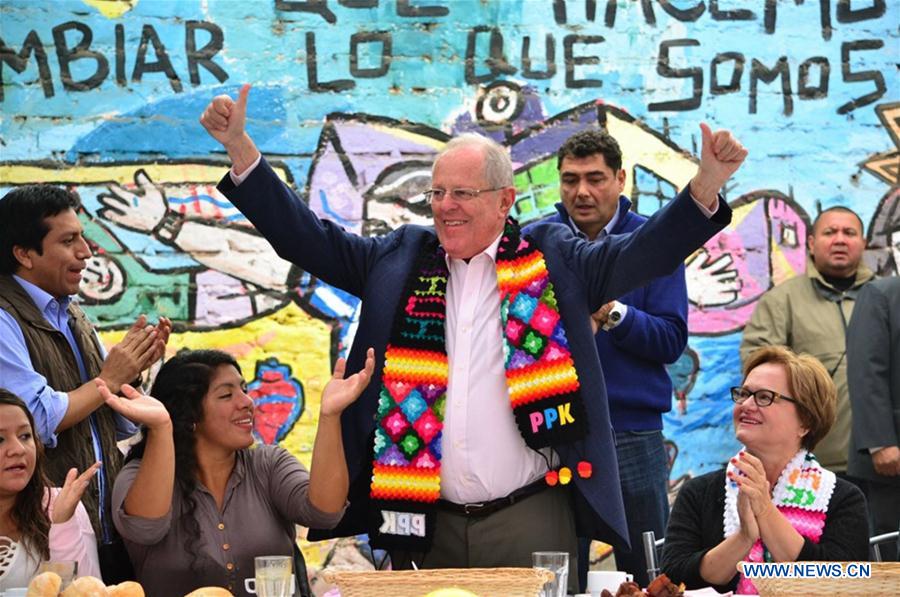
top-left (50, 462), bottom-right (101, 524)
top-left (736, 489), bottom-right (760, 543)
top-left (149, 316), bottom-right (172, 363)
top-left (99, 315), bottom-right (171, 392)
top-left (96, 378), bottom-right (171, 431)
top-left (320, 348), bottom-right (375, 418)
top-left (728, 451), bottom-right (776, 525)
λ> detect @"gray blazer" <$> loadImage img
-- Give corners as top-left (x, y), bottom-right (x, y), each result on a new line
top-left (846, 276), bottom-right (900, 485)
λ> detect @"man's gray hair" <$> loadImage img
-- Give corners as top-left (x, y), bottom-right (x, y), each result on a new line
top-left (433, 133), bottom-right (514, 188)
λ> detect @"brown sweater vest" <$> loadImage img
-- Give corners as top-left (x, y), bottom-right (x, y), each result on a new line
top-left (0, 275), bottom-right (124, 539)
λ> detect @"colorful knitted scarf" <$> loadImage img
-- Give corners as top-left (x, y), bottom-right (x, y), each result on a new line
top-left (723, 449), bottom-right (835, 595)
top-left (368, 218), bottom-right (589, 551)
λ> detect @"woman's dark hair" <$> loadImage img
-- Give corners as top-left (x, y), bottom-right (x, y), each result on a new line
top-left (0, 388), bottom-right (51, 560)
top-left (126, 349), bottom-right (242, 571)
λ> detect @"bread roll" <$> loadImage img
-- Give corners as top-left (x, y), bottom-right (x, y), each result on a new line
top-left (26, 571), bottom-right (62, 597)
top-left (183, 588), bottom-right (234, 597)
top-left (107, 581), bottom-right (145, 597)
top-left (60, 575), bottom-right (109, 596)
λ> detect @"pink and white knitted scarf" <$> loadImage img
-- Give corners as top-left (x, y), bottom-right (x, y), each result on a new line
top-left (723, 449), bottom-right (835, 594)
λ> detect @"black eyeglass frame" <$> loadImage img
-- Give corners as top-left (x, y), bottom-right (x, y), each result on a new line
top-left (730, 386), bottom-right (798, 407)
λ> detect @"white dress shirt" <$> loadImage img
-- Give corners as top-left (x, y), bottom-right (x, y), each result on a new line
top-left (440, 233), bottom-right (549, 504)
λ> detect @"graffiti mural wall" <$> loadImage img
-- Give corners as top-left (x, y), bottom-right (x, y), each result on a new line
top-left (2, 0), bottom-right (897, 560)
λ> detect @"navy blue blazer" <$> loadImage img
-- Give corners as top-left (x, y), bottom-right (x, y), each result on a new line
top-left (219, 158), bottom-right (731, 547)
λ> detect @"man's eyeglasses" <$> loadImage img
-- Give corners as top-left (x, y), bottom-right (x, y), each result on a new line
top-left (423, 187), bottom-right (505, 203)
top-left (730, 387), bottom-right (798, 407)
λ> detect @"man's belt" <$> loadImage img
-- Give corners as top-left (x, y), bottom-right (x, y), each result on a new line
top-left (436, 478), bottom-right (549, 518)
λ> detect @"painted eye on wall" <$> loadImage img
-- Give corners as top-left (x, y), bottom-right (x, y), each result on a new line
top-left (363, 160), bottom-right (435, 237)
top-left (476, 81), bottom-right (524, 125)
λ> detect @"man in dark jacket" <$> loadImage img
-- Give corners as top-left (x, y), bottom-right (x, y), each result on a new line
top-left (200, 84), bottom-right (746, 586)
top-left (534, 130), bottom-right (687, 588)
top-left (847, 276), bottom-right (900, 560)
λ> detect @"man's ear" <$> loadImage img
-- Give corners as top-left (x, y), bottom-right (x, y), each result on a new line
top-left (500, 187), bottom-right (516, 214)
top-left (12, 245), bottom-right (33, 271)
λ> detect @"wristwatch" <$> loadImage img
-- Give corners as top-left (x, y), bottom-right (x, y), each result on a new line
top-left (602, 302), bottom-right (627, 331)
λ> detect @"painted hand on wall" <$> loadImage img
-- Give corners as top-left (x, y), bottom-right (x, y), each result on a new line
top-left (98, 169), bottom-right (169, 234)
top-left (96, 169), bottom-right (293, 291)
top-left (685, 248), bottom-right (741, 308)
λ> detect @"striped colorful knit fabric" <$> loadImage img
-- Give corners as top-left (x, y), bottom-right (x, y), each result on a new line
top-left (724, 449), bottom-right (835, 595)
top-left (369, 219), bottom-right (589, 551)
top-left (496, 220), bottom-right (587, 449)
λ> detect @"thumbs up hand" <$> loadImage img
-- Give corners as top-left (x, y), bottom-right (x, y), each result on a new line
top-left (200, 83), bottom-right (259, 174)
top-left (689, 122), bottom-right (748, 209)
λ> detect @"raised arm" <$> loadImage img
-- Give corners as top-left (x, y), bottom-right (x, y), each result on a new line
top-left (266, 349), bottom-right (375, 525)
top-left (200, 85), bottom-right (391, 298)
top-left (97, 380), bottom-right (174, 518)
top-left (308, 348), bottom-right (375, 514)
top-left (565, 124), bottom-right (744, 311)
top-left (689, 123), bottom-right (748, 211)
top-left (47, 468), bottom-right (103, 579)
top-left (200, 83), bottom-right (260, 175)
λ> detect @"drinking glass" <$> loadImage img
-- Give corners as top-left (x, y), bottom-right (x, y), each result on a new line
top-left (38, 560), bottom-right (78, 589)
top-left (244, 555), bottom-right (294, 597)
top-left (532, 551), bottom-right (569, 597)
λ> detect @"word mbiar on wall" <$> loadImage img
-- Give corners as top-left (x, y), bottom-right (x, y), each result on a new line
top-left (0, 20), bottom-right (228, 101)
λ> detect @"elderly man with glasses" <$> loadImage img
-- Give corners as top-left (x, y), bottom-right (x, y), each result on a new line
top-left (199, 84), bottom-right (746, 587)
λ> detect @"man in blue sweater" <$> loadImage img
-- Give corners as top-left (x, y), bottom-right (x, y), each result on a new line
top-left (538, 130), bottom-right (688, 589)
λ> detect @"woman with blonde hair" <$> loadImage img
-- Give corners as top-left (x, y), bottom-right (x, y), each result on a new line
top-left (661, 346), bottom-right (869, 594)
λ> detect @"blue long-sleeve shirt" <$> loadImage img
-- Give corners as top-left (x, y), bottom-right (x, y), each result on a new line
top-left (536, 197), bottom-right (688, 431)
top-left (0, 275), bottom-right (138, 445)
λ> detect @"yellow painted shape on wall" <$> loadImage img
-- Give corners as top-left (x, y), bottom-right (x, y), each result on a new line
top-left (606, 112), bottom-right (697, 198)
top-left (99, 302), bottom-right (332, 469)
top-left (82, 0), bottom-right (139, 19)
top-left (0, 162), bottom-right (289, 185)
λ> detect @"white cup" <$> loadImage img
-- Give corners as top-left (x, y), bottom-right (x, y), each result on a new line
top-left (4, 589), bottom-right (30, 597)
top-left (587, 570), bottom-right (633, 594)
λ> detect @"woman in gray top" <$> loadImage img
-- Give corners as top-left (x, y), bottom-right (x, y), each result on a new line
top-left (99, 347), bottom-right (374, 597)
